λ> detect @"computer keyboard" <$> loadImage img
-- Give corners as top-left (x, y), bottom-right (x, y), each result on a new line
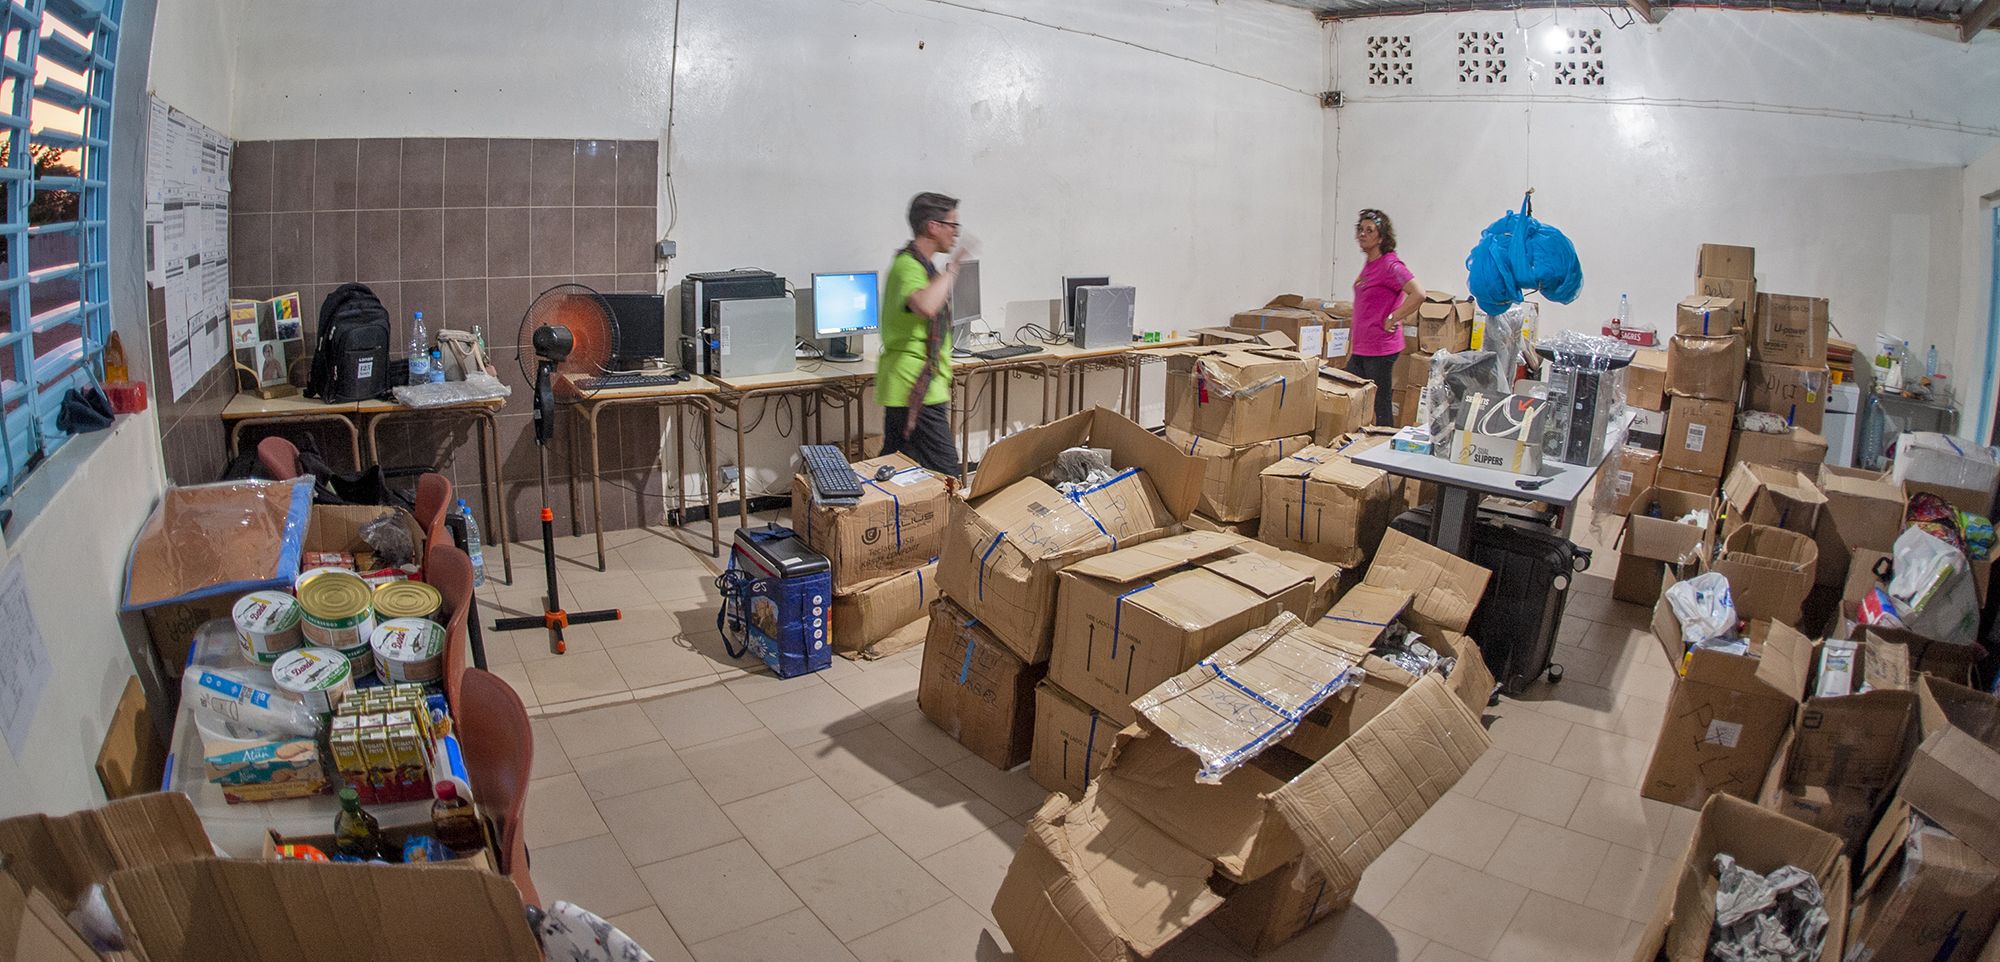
top-left (575, 372), bottom-right (688, 391)
top-left (800, 444), bottom-right (864, 500)
top-left (972, 344), bottom-right (1044, 360)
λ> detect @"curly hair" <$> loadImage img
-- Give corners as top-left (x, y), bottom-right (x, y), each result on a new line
top-left (1357, 208), bottom-right (1397, 253)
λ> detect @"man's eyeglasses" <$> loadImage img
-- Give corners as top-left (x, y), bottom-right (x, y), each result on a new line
top-left (936, 220), bottom-right (962, 231)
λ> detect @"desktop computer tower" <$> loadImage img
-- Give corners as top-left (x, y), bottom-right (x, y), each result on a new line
top-left (680, 269), bottom-right (787, 375)
top-left (1073, 285), bottom-right (1136, 350)
top-left (714, 294), bottom-right (799, 378)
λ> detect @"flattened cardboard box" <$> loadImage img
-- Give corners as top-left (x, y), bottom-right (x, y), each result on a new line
top-left (1751, 292), bottom-right (1830, 366)
top-left (792, 453), bottom-right (949, 592)
top-left (832, 561), bottom-right (936, 657)
top-left (1845, 800), bottom-right (2000, 962)
top-left (1313, 367), bottom-right (1376, 445)
top-left (1708, 523), bottom-right (1817, 626)
top-left (1030, 680), bottom-right (1116, 800)
top-left (936, 407), bottom-right (1201, 664)
top-left (1049, 530), bottom-right (1317, 725)
top-left (1416, 291), bottom-right (1474, 353)
top-left (1719, 462), bottom-right (1826, 544)
top-left (1675, 295), bottom-right (1743, 337)
top-left (1163, 426), bottom-right (1311, 523)
top-left (1165, 348), bottom-right (1317, 446)
top-left (918, 597), bottom-right (1046, 769)
top-left (1257, 444), bottom-right (1399, 567)
top-left (1897, 676), bottom-right (2000, 871)
top-left (1661, 396), bottom-right (1734, 478)
top-left (1729, 426), bottom-right (1828, 481)
top-left (1626, 349), bottom-right (1668, 412)
top-left (1630, 793), bottom-right (1847, 962)
top-left (1742, 360), bottom-right (1830, 433)
top-left (1608, 446), bottom-right (1662, 517)
top-left (1642, 606), bottom-right (1812, 810)
top-left (1665, 333), bottom-right (1745, 402)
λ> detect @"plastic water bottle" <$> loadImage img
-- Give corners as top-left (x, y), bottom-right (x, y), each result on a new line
top-left (458, 498), bottom-right (486, 586)
top-left (1617, 293), bottom-right (1630, 333)
top-left (409, 311), bottom-right (431, 381)
top-left (428, 347), bottom-right (446, 383)
top-left (1926, 344), bottom-right (1939, 379)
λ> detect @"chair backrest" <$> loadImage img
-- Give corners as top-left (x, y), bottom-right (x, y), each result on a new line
top-left (415, 472), bottom-right (454, 544)
top-left (456, 667), bottom-right (540, 908)
top-left (256, 435), bottom-right (302, 480)
top-left (426, 542), bottom-right (476, 711)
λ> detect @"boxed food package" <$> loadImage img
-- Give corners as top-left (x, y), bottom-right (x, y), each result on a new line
top-left (1642, 606), bottom-right (1812, 810)
top-left (1719, 462), bottom-right (1827, 543)
top-left (1729, 425), bottom-right (1828, 479)
top-left (1892, 431), bottom-right (2000, 516)
top-left (935, 407), bottom-right (1201, 664)
top-left (1845, 800), bottom-right (2000, 962)
top-left (1629, 794), bottom-right (1848, 962)
top-left (1675, 295), bottom-right (1743, 337)
top-left (1258, 444), bottom-right (1400, 566)
top-left (1665, 333), bottom-right (1745, 402)
top-left (1608, 446), bottom-right (1662, 516)
top-left (1697, 243), bottom-right (1756, 281)
top-left (791, 453), bottom-right (950, 592)
top-left (1165, 348), bottom-right (1317, 446)
top-left (1029, 680), bottom-right (1115, 800)
top-left (1661, 396), bottom-right (1735, 478)
top-left (1447, 392), bottom-right (1553, 475)
top-left (198, 725), bottom-right (328, 803)
top-left (1708, 524), bottom-right (1819, 626)
top-left (1416, 291), bottom-right (1474, 353)
top-left (1752, 293), bottom-right (1830, 366)
top-left (1049, 530), bottom-right (1320, 724)
top-left (1313, 367), bottom-right (1376, 444)
top-left (1629, 406), bottom-right (1668, 452)
top-left (1742, 361), bottom-right (1831, 433)
top-left (832, 561), bottom-right (937, 658)
top-left (1627, 349), bottom-right (1668, 412)
top-left (1164, 427), bottom-right (1312, 523)
top-left (917, 596), bottom-right (1046, 768)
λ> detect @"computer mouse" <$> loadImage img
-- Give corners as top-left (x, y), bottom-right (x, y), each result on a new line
top-left (874, 465), bottom-right (896, 481)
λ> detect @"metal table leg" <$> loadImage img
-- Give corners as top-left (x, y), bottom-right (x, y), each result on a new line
top-left (586, 401), bottom-right (608, 571)
top-left (703, 396), bottom-right (721, 554)
top-left (1430, 484), bottom-right (1480, 557)
top-left (477, 409), bottom-right (512, 584)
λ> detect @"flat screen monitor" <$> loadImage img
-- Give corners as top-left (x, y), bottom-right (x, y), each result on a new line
top-left (1062, 275), bottom-right (1110, 336)
top-left (949, 259), bottom-right (981, 334)
top-left (812, 271), bottom-right (879, 362)
top-left (602, 293), bottom-right (667, 362)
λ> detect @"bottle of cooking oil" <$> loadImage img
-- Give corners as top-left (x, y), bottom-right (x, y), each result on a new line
top-left (334, 787), bottom-right (389, 860)
top-left (429, 781), bottom-right (485, 855)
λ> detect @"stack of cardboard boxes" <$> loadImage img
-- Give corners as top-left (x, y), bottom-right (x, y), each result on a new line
top-left (1161, 345), bottom-right (1319, 533)
top-left (789, 453), bottom-right (950, 660)
top-left (1255, 432), bottom-right (1404, 567)
top-left (1227, 295), bottom-right (1353, 365)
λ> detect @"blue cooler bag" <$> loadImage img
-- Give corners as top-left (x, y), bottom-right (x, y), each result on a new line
top-left (718, 524), bottom-right (833, 678)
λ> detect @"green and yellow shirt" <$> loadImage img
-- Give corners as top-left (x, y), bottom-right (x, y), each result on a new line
top-left (876, 250), bottom-right (952, 407)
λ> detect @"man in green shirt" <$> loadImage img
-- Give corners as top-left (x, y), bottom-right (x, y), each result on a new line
top-left (878, 191), bottom-right (971, 476)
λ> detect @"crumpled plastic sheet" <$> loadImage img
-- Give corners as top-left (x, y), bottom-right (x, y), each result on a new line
top-left (1737, 410), bottom-right (1792, 434)
top-left (1707, 854), bottom-right (1828, 962)
top-left (1419, 349), bottom-right (1509, 448)
top-left (1666, 571), bottom-right (1738, 649)
top-left (1051, 446), bottom-right (1115, 495)
top-left (1375, 627), bottom-right (1456, 679)
top-left (361, 514), bottom-right (418, 568)
top-left (389, 371), bottom-right (511, 409)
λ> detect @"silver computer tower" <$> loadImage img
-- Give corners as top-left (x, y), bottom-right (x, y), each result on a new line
top-left (1073, 285), bottom-right (1135, 350)
top-left (715, 295), bottom-right (798, 378)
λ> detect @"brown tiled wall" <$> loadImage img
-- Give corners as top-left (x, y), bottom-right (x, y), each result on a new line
top-left (225, 137), bottom-right (663, 537)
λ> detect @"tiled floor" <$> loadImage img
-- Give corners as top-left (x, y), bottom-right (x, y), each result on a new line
top-left (509, 504), bottom-right (1688, 961)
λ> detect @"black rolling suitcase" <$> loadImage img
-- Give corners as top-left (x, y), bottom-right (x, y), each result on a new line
top-left (1390, 506), bottom-right (1591, 697)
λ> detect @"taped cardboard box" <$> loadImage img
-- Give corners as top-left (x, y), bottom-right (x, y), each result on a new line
top-left (1627, 348), bottom-right (1668, 412)
top-left (0, 792), bottom-right (214, 942)
top-left (1049, 530), bottom-right (1320, 725)
top-left (1257, 444), bottom-right (1400, 567)
top-left (1629, 405), bottom-right (1668, 452)
top-left (1657, 465), bottom-right (1721, 499)
top-left (1741, 361), bottom-right (1830, 433)
top-left (1728, 425), bottom-right (1828, 480)
top-left (935, 407), bottom-right (1201, 664)
top-left (1665, 333), bottom-right (1745, 403)
top-left (1608, 446), bottom-right (1662, 517)
top-left (1272, 295), bottom-right (1354, 360)
top-left (1846, 800), bottom-right (2000, 962)
top-left (1416, 291), bottom-right (1474, 353)
top-left (1719, 462), bottom-right (1826, 543)
top-left (1642, 604), bottom-right (1812, 810)
top-left (917, 596), bottom-right (1046, 769)
top-left (1629, 793), bottom-right (1848, 962)
top-left (1165, 348), bottom-right (1317, 446)
top-left (1163, 426), bottom-right (1312, 523)
top-left (1191, 327), bottom-right (1295, 350)
top-left (1696, 242), bottom-right (1756, 281)
top-left (1232, 537), bottom-right (1346, 623)
top-left (1313, 367), bottom-right (1376, 445)
top-left (1229, 306), bottom-right (1328, 360)
top-left (1030, 680), bottom-right (1117, 799)
top-left (1392, 349), bottom-right (1432, 393)
top-left (1675, 295), bottom-right (1743, 337)
top-left (791, 454), bottom-right (949, 593)
top-left (1708, 523), bottom-right (1818, 627)
top-left (1698, 275), bottom-right (1758, 324)
top-left (1758, 634), bottom-right (1917, 855)
top-left (1184, 511), bottom-right (1258, 537)
top-left (1661, 396), bottom-right (1734, 478)
top-left (1892, 431), bottom-right (2000, 517)
top-left (1751, 292), bottom-right (1830, 366)
top-left (1896, 676), bottom-right (2000, 871)
top-left (1208, 857), bottom-right (1354, 956)
top-left (832, 561), bottom-right (936, 658)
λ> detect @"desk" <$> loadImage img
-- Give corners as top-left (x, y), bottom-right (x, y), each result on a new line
top-left (221, 392), bottom-right (512, 583)
top-left (565, 378), bottom-right (723, 569)
top-left (710, 358), bottom-right (876, 523)
top-left (1350, 443), bottom-right (1610, 555)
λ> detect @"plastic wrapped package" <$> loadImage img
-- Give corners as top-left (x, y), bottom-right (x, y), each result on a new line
top-left (1418, 349), bottom-right (1509, 450)
top-left (1873, 525), bottom-right (1981, 647)
top-left (1471, 301), bottom-right (1535, 373)
top-left (1049, 446), bottom-right (1115, 492)
top-left (360, 514), bottom-right (418, 568)
top-left (389, 372), bottom-right (510, 409)
top-left (1665, 571), bottom-right (1738, 649)
top-left (121, 476), bottom-right (316, 610)
top-left (1537, 330), bottom-right (1635, 468)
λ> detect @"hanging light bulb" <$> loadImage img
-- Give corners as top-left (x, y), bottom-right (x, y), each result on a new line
top-left (1541, 24), bottom-right (1570, 55)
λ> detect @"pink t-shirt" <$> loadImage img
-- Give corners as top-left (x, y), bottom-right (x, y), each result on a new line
top-left (1351, 252), bottom-right (1414, 357)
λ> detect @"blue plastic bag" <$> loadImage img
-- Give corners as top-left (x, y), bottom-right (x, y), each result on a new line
top-left (1466, 192), bottom-right (1583, 317)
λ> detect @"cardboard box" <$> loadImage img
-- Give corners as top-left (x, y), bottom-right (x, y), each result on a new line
top-left (1627, 349), bottom-right (1668, 412)
top-left (1192, 327), bottom-right (1295, 350)
top-left (1696, 243), bottom-right (1756, 281)
top-left (917, 596), bottom-right (1045, 768)
top-left (1313, 367), bottom-right (1376, 444)
top-left (1661, 396), bottom-right (1734, 478)
top-left (1608, 446), bottom-right (1662, 516)
top-left (1675, 295), bottom-right (1743, 337)
top-left (1163, 427), bottom-right (1312, 523)
top-left (1709, 523), bottom-right (1818, 626)
top-left (1629, 794), bottom-right (1848, 962)
top-left (1665, 333), bottom-right (1745, 402)
top-left (1393, 349), bottom-right (1434, 393)
top-left (1642, 608), bottom-right (1812, 809)
top-left (1655, 466), bottom-right (1720, 499)
top-left (1752, 292), bottom-right (1830, 366)
top-left (1741, 361), bottom-right (1830, 433)
top-left (791, 454), bottom-right (950, 593)
top-left (832, 561), bottom-right (936, 657)
top-left (1897, 677), bottom-right (2000, 870)
top-left (1729, 426), bottom-right (1828, 479)
top-left (1229, 537), bottom-right (1347, 624)
top-left (1846, 800), bottom-right (2000, 962)
top-left (1614, 553), bottom-right (1666, 606)
top-left (1759, 634), bottom-right (1918, 855)
top-left (1698, 275), bottom-right (1758, 322)
top-left (0, 872), bottom-right (96, 962)
top-left (936, 408), bottom-right (1201, 664)
top-left (1257, 444), bottom-right (1400, 566)
top-left (1030, 681), bottom-right (1116, 800)
top-left (1165, 348), bottom-right (1318, 446)
top-left (261, 824), bottom-right (495, 873)
top-left (1719, 462), bottom-right (1826, 543)
top-left (1622, 486), bottom-right (1718, 566)
top-left (1049, 530), bottom-right (1318, 725)
top-left (0, 792), bottom-right (214, 926)
top-left (97, 676), bottom-right (167, 801)
top-left (1893, 431), bottom-right (2000, 516)
top-left (1819, 466), bottom-right (1903, 559)
top-left (1208, 858), bottom-right (1353, 956)
top-left (1229, 307), bottom-right (1327, 359)
top-left (1628, 406), bottom-right (1668, 452)
top-left (304, 503), bottom-right (427, 572)
top-left (1185, 511), bottom-right (1259, 537)
top-left (1391, 384), bottom-right (1422, 429)
top-left (1416, 291), bottom-right (1474, 353)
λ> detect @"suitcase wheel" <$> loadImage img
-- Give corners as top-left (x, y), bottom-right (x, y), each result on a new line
top-left (1486, 684), bottom-right (1501, 708)
top-left (1547, 663), bottom-right (1564, 683)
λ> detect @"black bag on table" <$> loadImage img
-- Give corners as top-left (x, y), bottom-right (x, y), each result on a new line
top-left (305, 283), bottom-right (392, 402)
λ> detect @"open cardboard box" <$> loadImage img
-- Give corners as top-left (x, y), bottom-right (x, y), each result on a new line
top-left (1163, 427), bottom-right (1312, 523)
top-left (1630, 794), bottom-right (1848, 962)
top-left (1707, 523), bottom-right (1817, 627)
top-left (1719, 462), bottom-right (1825, 543)
top-left (1313, 367), bottom-right (1376, 446)
top-left (1896, 676), bottom-right (2000, 871)
top-left (303, 503), bottom-right (426, 572)
top-left (1757, 635), bottom-right (1918, 855)
top-left (1620, 486), bottom-right (1717, 567)
top-left (1846, 798), bottom-right (2000, 962)
top-left (1815, 465), bottom-right (1903, 589)
top-left (1644, 595), bottom-right (1812, 810)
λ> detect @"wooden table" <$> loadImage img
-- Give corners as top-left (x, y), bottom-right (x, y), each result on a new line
top-left (563, 377), bottom-right (723, 569)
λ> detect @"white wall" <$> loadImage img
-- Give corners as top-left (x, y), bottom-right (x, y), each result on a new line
top-left (1960, 142), bottom-right (2000, 442)
top-left (1327, 11), bottom-right (2000, 365)
top-left (147, 0), bottom-right (237, 133)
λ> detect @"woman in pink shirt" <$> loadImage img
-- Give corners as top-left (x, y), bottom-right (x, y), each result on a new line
top-left (1346, 209), bottom-right (1425, 425)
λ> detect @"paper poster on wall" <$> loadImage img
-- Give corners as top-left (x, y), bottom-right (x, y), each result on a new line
top-left (146, 97), bottom-right (232, 401)
top-left (0, 557), bottom-right (51, 758)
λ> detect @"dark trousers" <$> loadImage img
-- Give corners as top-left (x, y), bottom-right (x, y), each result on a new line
top-left (1346, 352), bottom-right (1398, 426)
top-left (882, 403), bottom-right (960, 477)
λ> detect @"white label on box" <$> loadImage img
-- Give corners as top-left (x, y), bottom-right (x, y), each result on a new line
top-left (1297, 324), bottom-right (1324, 358)
top-left (889, 470), bottom-right (928, 487)
top-left (1401, 324), bottom-right (1417, 339)
top-left (1326, 328), bottom-right (1350, 359)
top-left (1702, 719), bottom-right (1743, 748)
top-left (1685, 423), bottom-right (1708, 453)
top-left (1615, 470), bottom-right (1633, 495)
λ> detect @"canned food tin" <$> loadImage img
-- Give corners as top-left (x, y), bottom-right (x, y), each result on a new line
top-left (373, 580), bottom-right (442, 622)
top-left (232, 590), bottom-right (303, 663)
top-left (298, 570), bottom-right (376, 677)
top-left (372, 618), bottom-right (446, 684)
top-left (269, 647), bottom-right (354, 714)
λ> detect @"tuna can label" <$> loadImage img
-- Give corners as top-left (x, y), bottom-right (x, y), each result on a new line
top-left (371, 618), bottom-right (445, 684)
top-left (233, 590), bottom-right (304, 663)
top-left (270, 647), bottom-right (354, 714)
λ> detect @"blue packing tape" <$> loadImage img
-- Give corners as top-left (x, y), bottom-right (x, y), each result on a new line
top-left (1111, 583), bottom-right (1155, 660)
top-left (1068, 495), bottom-right (1116, 550)
top-left (979, 531), bottom-right (1006, 600)
top-left (863, 480), bottom-right (904, 550)
top-left (915, 568), bottom-right (924, 605)
top-left (1205, 668), bottom-right (1357, 774)
top-left (958, 637), bottom-right (975, 685)
top-left (1081, 712), bottom-right (1101, 791)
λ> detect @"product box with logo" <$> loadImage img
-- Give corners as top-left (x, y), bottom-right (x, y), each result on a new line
top-left (1708, 523), bottom-right (1818, 627)
top-left (1446, 392), bottom-right (1552, 475)
top-left (1607, 446), bottom-right (1662, 517)
top-left (1661, 396), bottom-right (1735, 478)
top-left (1719, 462), bottom-right (1826, 543)
top-left (935, 407), bottom-right (1201, 664)
top-left (1258, 444), bottom-right (1400, 566)
top-left (1642, 605), bottom-right (1813, 810)
top-left (791, 453), bottom-right (949, 593)
top-left (1729, 426), bottom-right (1828, 480)
top-left (1313, 367), bottom-right (1376, 444)
top-left (1665, 333), bottom-right (1746, 402)
top-left (1845, 799), bottom-right (2000, 962)
top-left (1742, 361), bottom-right (1831, 433)
top-left (1751, 292), bottom-right (1830, 366)
top-left (1675, 295), bottom-right (1743, 337)
top-left (1629, 794), bottom-right (1847, 962)
top-left (1029, 680), bottom-right (1115, 800)
top-left (1627, 348), bottom-right (1668, 412)
top-left (917, 596), bottom-right (1045, 769)
top-left (1165, 348), bottom-right (1318, 447)
top-left (1165, 427), bottom-right (1312, 524)
top-left (832, 561), bottom-right (937, 658)
top-left (1416, 290), bottom-right (1475, 353)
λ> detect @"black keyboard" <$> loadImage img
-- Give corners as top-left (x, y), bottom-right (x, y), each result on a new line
top-left (575, 372), bottom-right (687, 390)
top-left (800, 444), bottom-right (864, 499)
top-left (972, 344), bottom-right (1044, 360)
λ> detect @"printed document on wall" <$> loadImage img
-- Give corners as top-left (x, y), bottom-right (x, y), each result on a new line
top-left (146, 97), bottom-right (232, 401)
top-left (0, 557), bottom-right (51, 758)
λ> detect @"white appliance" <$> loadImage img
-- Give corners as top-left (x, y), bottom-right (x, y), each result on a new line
top-left (1824, 382), bottom-right (1860, 468)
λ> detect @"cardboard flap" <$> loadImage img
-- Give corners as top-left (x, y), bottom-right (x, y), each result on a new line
top-left (969, 409), bottom-right (1094, 499)
top-left (1900, 676), bottom-right (2000, 869)
top-left (1721, 524), bottom-right (1817, 572)
top-left (0, 793), bottom-right (212, 914)
top-left (1317, 584), bottom-right (1412, 649)
top-left (1318, 367), bottom-right (1373, 391)
top-left (1063, 531), bottom-right (1244, 584)
top-left (1261, 449), bottom-right (1328, 480)
top-left (1269, 675), bottom-right (1491, 892)
top-left (1204, 553), bottom-right (1312, 598)
top-left (1087, 408), bottom-right (1203, 521)
top-left (1749, 621), bottom-right (1814, 698)
top-left (0, 874), bottom-right (97, 962)
top-left (1362, 529), bottom-right (1491, 634)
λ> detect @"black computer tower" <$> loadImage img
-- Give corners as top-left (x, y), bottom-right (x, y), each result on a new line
top-left (679, 270), bottom-right (787, 375)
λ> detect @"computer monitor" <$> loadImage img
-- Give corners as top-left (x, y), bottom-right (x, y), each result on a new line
top-left (1062, 275), bottom-right (1110, 337)
top-left (811, 271), bottom-right (879, 362)
top-left (949, 259), bottom-right (981, 341)
top-left (602, 293), bottom-right (667, 365)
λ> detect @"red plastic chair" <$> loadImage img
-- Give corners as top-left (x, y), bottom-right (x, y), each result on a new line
top-left (456, 667), bottom-right (541, 908)
top-left (415, 473), bottom-right (454, 545)
top-left (256, 435), bottom-right (302, 480)
top-left (427, 543), bottom-right (475, 712)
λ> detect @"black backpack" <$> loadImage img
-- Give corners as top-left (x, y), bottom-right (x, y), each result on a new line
top-left (306, 283), bottom-right (392, 402)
